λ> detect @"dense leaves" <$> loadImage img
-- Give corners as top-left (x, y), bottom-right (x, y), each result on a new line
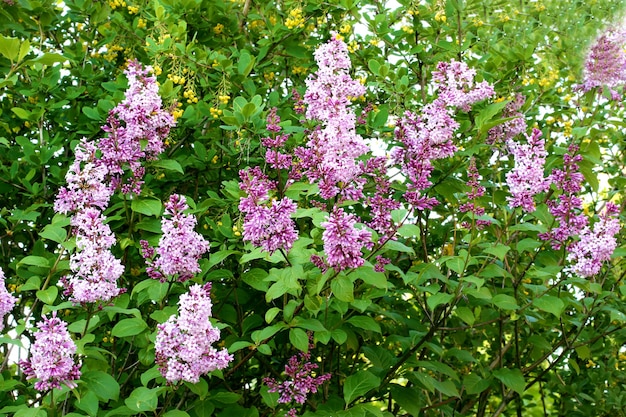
top-left (1, 0), bottom-right (625, 416)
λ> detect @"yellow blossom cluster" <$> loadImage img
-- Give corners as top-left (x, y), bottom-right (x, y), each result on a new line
top-left (339, 23), bottom-right (351, 34)
top-left (127, 5), bottom-right (139, 14)
top-left (172, 102), bottom-right (183, 120)
top-left (184, 89), bottom-right (198, 104)
top-left (435, 10), bottom-right (446, 23)
top-left (218, 94), bottom-right (230, 105)
top-left (249, 19), bottom-right (264, 31)
top-left (167, 73), bottom-right (186, 85)
top-left (210, 107), bottom-right (223, 119)
top-left (285, 7), bottom-right (305, 30)
top-left (347, 40), bottom-right (359, 53)
top-left (537, 68), bottom-right (559, 88)
top-left (292, 66), bottom-right (307, 75)
top-left (108, 0), bottom-right (126, 10)
top-left (137, 18), bottom-right (147, 29)
top-left (213, 23), bottom-right (224, 35)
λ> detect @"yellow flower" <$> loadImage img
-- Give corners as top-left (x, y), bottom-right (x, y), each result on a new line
top-left (339, 23), bottom-right (351, 34)
top-left (137, 18), bottom-right (147, 29)
top-left (435, 10), bottom-right (446, 22)
top-left (285, 7), bottom-right (305, 30)
top-left (127, 5), bottom-right (139, 14)
top-left (213, 23), bottom-right (224, 35)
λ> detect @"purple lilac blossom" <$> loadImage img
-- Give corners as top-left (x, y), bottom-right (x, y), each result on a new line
top-left (20, 313), bottom-right (81, 391)
top-left (567, 203), bottom-right (621, 277)
top-left (505, 128), bottom-right (550, 213)
top-left (62, 208), bottom-right (125, 303)
top-left (263, 350), bottom-right (331, 417)
top-left (460, 157), bottom-right (491, 229)
top-left (576, 26), bottom-right (626, 100)
top-left (98, 60), bottom-right (175, 194)
top-left (141, 194), bottom-right (210, 282)
top-left (155, 283), bottom-right (232, 384)
top-left (0, 268), bottom-right (16, 332)
top-left (431, 60), bottom-right (495, 111)
top-left (364, 156), bottom-right (401, 240)
top-left (539, 145), bottom-right (588, 249)
top-left (487, 94), bottom-right (527, 145)
top-left (320, 208), bottom-right (372, 271)
top-left (300, 34), bottom-right (370, 201)
top-left (54, 139), bottom-right (112, 214)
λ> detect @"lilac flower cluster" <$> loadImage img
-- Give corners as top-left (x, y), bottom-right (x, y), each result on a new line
top-left (577, 26), bottom-right (626, 101)
top-left (99, 60), bottom-right (175, 194)
top-left (487, 94), bottom-right (527, 145)
top-left (539, 145), bottom-right (588, 248)
top-left (0, 268), bottom-right (16, 332)
top-left (459, 157), bottom-right (491, 229)
top-left (364, 156), bottom-right (401, 240)
top-left (432, 60), bottom-right (496, 111)
top-left (264, 349), bottom-right (331, 417)
top-left (20, 313), bottom-right (81, 391)
top-left (297, 34), bottom-right (369, 201)
top-left (505, 128), bottom-right (550, 213)
top-left (62, 208), bottom-right (125, 303)
top-left (141, 194), bottom-right (210, 282)
top-left (239, 111), bottom-right (299, 255)
top-left (155, 283), bottom-right (233, 384)
top-left (567, 203), bottom-right (620, 277)
top-left (55, 139), bottom-right (124, 304)
top-left (393, 61), bottom-right (494, 211)
top-left (320, 208), bottom-right (373, 271)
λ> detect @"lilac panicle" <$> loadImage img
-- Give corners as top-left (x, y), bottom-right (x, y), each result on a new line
top-left (577, 26), bottom-right (626, 100)
top-left (505, 128), bottom-right (550, 213)
top-left (487, 94), bottom-right (527, 145)
top-left (432, 60), bottom-right (495, 111)
top-left (539, 145), bottom-right (588, 248)
top-left (155, 283), bottom-right (233, 384)
top-left (54, 139), bottom-right (112, 215)
top-left (141, 194), bottom-right (210, 282)
top-left (263, 350), bottom-right (331, 416)
top-left (567, 203), bottom-right (620, 277)
top-left (63, 208), bottom-right (125, 303)
top-left (320, 208), bottom-right (372, 271)
top-left (0, 268), bottom-right (17, 332)
top-left (239, 167), bottom-right (298, 255)
top-left (98, 60), bottom-right (175, 194)
top-left (20, 313), bottom-right (81, 391)
top-left (300, 34), bottom-right (370, 201)
top-left (459, 157), bottom-right (491, 229)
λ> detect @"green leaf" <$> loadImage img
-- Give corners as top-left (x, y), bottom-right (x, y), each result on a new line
top-left (125, 387), bottom-right (160, 412)
top-left (36, 287), bottom-right (58, 304)
top-left (17, 256), bottom-right (49, 269)
top-left (533, 295), bottom-right (565, 318)
top-left (492, 294), bottom-right (519, 310)
top-left (82, 370), bottom-right (121, 401)
top-left (14, 410), bottom-right (46, 417)
top-left (493, 368), bottom-right (526, 395)
top-left (347, 316), bottom-right (381, 333)
top-left (153, 159), bottom-right (184, 174)
top-left (289, 327), bottom-right (309, 352)
top-left (39, 224), bottom-right (67, 243)
top-left (433, 380), bottom-right (460, 398)
top-left (76, 390), bottom-right (99, 416)
top-left (463, 373), bottom-right (491, 395)
top-left (111, 317), bottom-right (148, 338)
top-left (26, 52), bottom-right (66, 66)
top-left (427, 292), bottom-right (453, 311)
top-left (207, 250), bottom-right (239, 269)
top-left (356, 267), bottom-right (387, 289)
top-left (131, 198), bottom-right (162, 216)
top-left (11, 107), bottom-right (32, 120)
top-left (0, 34), bottom-right (20, 61)
top-left (483, 244), bottom-right (510, 261)
top-left (331, 274), bottom-right (354, 302)
top-left (82, 106), bottom-right (101, 120)
top-left (454, 306), bottom-right (475, 326)
top-left (344, 370), bottom-right (380, 404)
top-left (476, 100), bottom-right (509, 133)
top-left (163, 411), bottom-right (190, 417)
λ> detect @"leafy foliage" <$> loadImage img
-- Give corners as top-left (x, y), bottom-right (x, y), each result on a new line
top-left (1, 0), bottom-right (625, 416)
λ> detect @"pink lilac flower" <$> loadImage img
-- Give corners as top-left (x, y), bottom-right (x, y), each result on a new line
top-left (505, 128), bottom-right (550, 213)
top-left (62, 208), bottom-right (125, 304)
top-left (319, 208), bottom-right (372, 271)
top-left (487, 94), bottom-right (527, 145)
top-left (239, 166), bottom-right (298, 255)
top-left (577, 26), bottom-right (626, 101)
top-left (364, 156), bottom-right (400, 240)
top-left (459, 157), bottom-right (491, 229)
top-left (263, 349), bottom-right (331, 417)
top-left (431, 60), bottom-right (495, 111)
top-left (539, 145), bottom-right (588, 249)
top-left (141, 194), bottom-right (210, 282)
top-left (299, 34), bottom-right (370, 201)
top-left (155, 283), bottom-right (232, 384)
top-left (54, 139), bottom-right (113, 214)
top-left (98, 60), bottom-right (176, 194)
top-left (567, 203), bottom-right (621, 277)
top-left (20, 313), bottom-right (81, 391)
top-left (0, 268), bottom-right (16, 332)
